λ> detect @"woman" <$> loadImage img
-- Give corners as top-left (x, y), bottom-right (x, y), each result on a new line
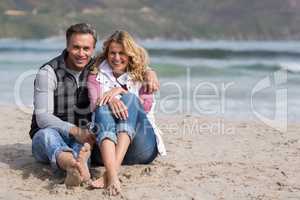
top-left (87, 30), bottom-right (166, 195)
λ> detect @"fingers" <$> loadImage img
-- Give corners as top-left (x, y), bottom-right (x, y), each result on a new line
top-left (77, 128), bottom-right (86, 144)
top-left (109, 101), bottom-right (118, 118)
top-left (106, 95), bottom-right (114, 104)
top-left (99, 89), bottom-right (122, 106)
top-left (100, 95), bottom-right (109, 106)
top-left (146, 81), bottom-right (160, 93)
top-left (96, 95), bottom-right (105, 106)
top-left (109, 100), bottom-right (121, 119)
top-left (117, 101), bottom-right (128, 120)
top-left (83, 130), bottom-right (96, 145)
top-left (99, 92), bottom-right (111, 106)
top-left (73, 128), bottom-right (95, 144)
top-left (109, 99), bottom-right (128, 120)
top-left (88, 134), bottom-right (96, 145)
top-left (144, 69), bottom-right (160, 93)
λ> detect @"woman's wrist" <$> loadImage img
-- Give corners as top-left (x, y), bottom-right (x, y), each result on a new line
top-left (120, 87), bottom-right (127, 94)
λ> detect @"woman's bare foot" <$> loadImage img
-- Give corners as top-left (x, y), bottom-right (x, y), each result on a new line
top-left (104, 177), bottom-right (121, 196)
top-left (76, 143), bottom-right (91, 183)
top-left (90, 171), bottom-right (121, 196)
top-left (90, 172), bottom-right (107, 189)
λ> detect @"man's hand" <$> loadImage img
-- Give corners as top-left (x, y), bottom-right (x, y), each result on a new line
top-left (97, 87), bottom-right (127, 106)
top-left (144, 69), bottom-right (160, 93)
top-left (69, 127), bottom-right (96, 145)
top-left (108, 97), bottom-right (128, 120)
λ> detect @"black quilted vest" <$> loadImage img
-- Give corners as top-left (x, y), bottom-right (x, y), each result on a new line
top-left (29, 50), bottom-right (94, 139)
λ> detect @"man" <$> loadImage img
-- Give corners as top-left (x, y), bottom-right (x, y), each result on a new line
top-left (29, 23), bottom-right (159, 186)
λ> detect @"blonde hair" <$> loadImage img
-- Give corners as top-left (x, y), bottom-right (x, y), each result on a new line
top-left (94, 30), bottom-right (149, 81)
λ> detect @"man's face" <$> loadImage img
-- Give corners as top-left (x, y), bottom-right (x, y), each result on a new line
top-left (66, 33), bottom-right (95, 71)
top-left (107, 41), bottom-right (129, 76)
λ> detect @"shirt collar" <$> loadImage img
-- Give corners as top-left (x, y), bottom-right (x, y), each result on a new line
top-left (99, 60), bottom-right (132, 84)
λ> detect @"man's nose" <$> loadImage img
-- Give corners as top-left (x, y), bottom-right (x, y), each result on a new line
top-left (78, 48), bottom-right (85, 56)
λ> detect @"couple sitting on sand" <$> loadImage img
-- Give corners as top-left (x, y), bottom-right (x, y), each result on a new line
top-left (29, 23), bottom-right (166, 196)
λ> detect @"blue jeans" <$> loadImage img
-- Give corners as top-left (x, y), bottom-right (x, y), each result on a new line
top-left (32, 128), bottom-right (84, 172)
top-left (91, 93), bottom-right (158, 165)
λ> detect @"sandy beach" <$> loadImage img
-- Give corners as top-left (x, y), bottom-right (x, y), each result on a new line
top-left (0, 106), bottom-right (299, 200)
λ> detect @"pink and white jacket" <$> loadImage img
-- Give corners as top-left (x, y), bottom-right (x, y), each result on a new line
top-left (87, 60), bottom-right (166, 156)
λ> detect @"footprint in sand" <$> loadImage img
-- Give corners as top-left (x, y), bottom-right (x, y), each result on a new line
top-left (140, 167), bottom-right (152, 176)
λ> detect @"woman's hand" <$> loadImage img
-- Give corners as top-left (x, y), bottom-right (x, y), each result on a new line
top-left (97, 87), bottom-right (127, 106)
top-left (108, 98), bottom-right (128, 120)
top-left (144, 69), bottom-right (160, 93)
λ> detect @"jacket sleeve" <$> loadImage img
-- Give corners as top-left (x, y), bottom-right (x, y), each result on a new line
top-left (87, 73), bottom-right (101, 111)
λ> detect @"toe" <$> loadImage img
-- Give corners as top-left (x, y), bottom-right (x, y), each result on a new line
top-left (90, 178), bottom-right (105, 189)
top-left (83, 143), bottom-right (91, 151)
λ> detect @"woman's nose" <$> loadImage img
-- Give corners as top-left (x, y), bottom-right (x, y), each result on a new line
top-left (114, 53), bottom-right (121, 60)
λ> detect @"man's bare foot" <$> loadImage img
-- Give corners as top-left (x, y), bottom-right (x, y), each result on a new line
top-left (76, 143), bottom-right (91, 183)
top-left (64, 160), bottom-right (82, 187)
top-left (90, 172), bottom-right (107, 189)
top-left (104, 177), bottom-right (121, 196)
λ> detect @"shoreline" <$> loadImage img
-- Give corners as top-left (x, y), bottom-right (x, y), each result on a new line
top-left (4, 104), bottom-right (300, 124)
top-left (0, 106), bottom-right (299, 199)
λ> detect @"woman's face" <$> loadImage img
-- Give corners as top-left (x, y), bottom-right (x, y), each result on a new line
top-left (107, 41), bottom-right (129, 75)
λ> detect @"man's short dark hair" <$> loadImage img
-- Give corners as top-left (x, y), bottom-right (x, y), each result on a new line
top-left (66, 23), bottom-right (97, 47)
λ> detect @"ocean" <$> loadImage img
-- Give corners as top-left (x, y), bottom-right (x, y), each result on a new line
top-left (0, 38), bottom-right (299, 124)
